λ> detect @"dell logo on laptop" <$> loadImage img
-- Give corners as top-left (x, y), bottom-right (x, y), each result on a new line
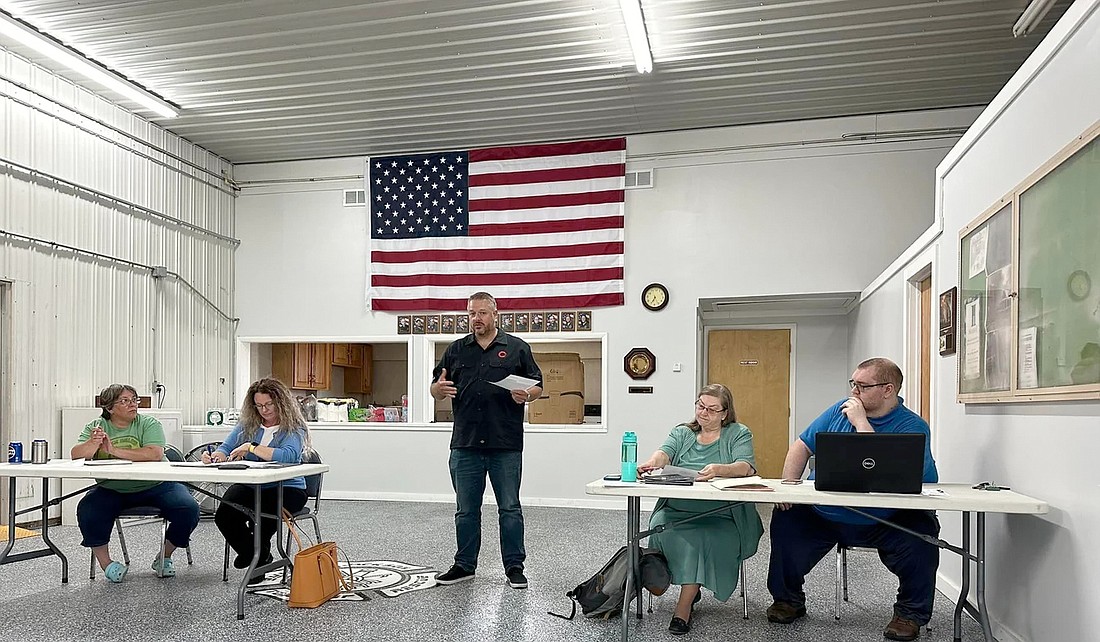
top-left (862, 458), bottom-right (876, 470)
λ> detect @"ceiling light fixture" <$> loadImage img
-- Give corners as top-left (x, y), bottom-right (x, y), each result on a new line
top-left (0, 10), bottom-right (178, 118)
top-left (618, 0), bottom-right (653, 73)
top-left (1012, 0), bottom-right (1057, 37)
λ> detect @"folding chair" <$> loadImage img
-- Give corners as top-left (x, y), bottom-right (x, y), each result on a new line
top-left (835, 544), bottom-right (932, 631)
top-left (648, 559), bottom-right (749, 619)
top-left (90, 445), bottom-right (194, 579)
top-left (221, 449), bottom-right (325, 581)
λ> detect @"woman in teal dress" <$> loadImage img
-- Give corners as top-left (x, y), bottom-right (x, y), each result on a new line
top-left (638, 383), bottom-right (764, 635)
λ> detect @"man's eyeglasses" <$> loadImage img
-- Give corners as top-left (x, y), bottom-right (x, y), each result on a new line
top-left (695, 402), bottom-right (725, 414)
top-left (254, 401), bottom-right (277, 411)
top-left (848, 380), bottom-right (890, 392)
top-left (114, 397), bottom-right (140, 406)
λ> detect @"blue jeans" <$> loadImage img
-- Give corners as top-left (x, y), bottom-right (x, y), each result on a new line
top-left (449, 448), bottom-right (525, 572)
top-left (77, 482), bottom-right (201, 550)
top-left (767, 504), bottom-right (940, 625)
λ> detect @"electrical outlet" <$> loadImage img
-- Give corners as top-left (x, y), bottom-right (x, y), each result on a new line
top-left (673, 362), bottom-right (682, 372)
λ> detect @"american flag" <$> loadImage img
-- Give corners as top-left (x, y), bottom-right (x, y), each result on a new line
top-left (367, 138), bottom-right (626, 311)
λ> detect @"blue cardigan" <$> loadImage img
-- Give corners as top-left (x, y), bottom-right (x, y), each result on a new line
top-left (215, 423), bottom-right (307, 490)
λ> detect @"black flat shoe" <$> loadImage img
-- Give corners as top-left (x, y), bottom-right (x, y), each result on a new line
top-left (669, 616), bottom-right (691, 635)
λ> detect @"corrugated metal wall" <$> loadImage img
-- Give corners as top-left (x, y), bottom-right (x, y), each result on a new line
top-left (0, 48), bottom-right (235, 506)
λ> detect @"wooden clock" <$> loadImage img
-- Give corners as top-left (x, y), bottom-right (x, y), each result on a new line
top-left (624, 347), bottom-right (656, 380)
top-left (642, 283), bottom-right (669, 311)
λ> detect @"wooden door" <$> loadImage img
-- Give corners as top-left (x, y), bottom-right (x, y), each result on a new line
top-left (918, 276), bottom-right (931, 422)
top-left (707, 329), bottom-right (791, 478)
top-left (308, 343), bottom-right (332, 390)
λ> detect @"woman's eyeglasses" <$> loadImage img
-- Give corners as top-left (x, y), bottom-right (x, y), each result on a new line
top-left (254, 401), bottom-right (277, 411)
top-left (114, 397), bottom-right (140, 406)
top-left (695, 402), bottom-right (725, 414)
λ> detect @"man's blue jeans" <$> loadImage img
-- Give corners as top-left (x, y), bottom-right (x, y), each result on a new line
top-left (77, 481), bottom-right (200, 549)
top-left (767, 504), bottom-right (940, 625)
top-left (449, 448), bottom-right (525, 572)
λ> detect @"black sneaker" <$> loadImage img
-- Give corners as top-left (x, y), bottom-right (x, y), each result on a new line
top-left (436, 565), bottom-right (475, 585)
top-left (506, 566), bottom-right (528, 589)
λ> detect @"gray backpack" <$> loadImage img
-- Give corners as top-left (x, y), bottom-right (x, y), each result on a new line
top-left (549, 546), bottom-right (671, 620)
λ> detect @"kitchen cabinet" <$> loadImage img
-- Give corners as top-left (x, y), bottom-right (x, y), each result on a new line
top-left (272, 343), bottom-right (332, 390)
top-left (343, 345), bottom-right (374, 394)
top-left (331, 343), bottom-right (364, 367)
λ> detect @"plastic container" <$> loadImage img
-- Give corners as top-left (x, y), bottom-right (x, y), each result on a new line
top-left (621, 431), bottom-right (638, 482)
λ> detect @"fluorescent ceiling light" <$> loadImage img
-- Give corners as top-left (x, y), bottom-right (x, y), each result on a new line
top-left (618, 0), bottom-right (653, 73)
top-left (1012, 0), bottom-right (1057, 37)
top-left (0, 10), bottom-right (178, 118)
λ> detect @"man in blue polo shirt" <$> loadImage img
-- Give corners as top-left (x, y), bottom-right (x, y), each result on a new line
top-left (431, 292), bottom-right (543, 590)
top-left (766, 357), bottom-right (938, 642)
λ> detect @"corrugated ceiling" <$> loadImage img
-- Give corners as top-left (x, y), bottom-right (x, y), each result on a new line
top-left (0, 0), bottom-right (1071, 164)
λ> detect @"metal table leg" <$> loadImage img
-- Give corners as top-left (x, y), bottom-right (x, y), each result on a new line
top-left (37, 477), bottom-right (67, 583)
top-left (976, 513), bottom-right (993, 642)
top-left (954, 511), bottom-right (970, 642)
top-left (620, 495), bottom-right (641, 642)
top-left (236, 485), bottom-right (264, 620)
top-left (0, 477), bottom-right (68, 584)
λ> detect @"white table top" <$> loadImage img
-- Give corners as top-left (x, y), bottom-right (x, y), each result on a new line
top-left (0, 460), bottom-right (328, 485)
top-left (586, 479), bottom-right (1048, 515)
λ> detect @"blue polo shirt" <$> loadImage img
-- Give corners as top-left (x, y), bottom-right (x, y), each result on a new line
top-left (433, 330), bottom-right (542, 451)
top-left (801, 397), bottom-right (938, 525)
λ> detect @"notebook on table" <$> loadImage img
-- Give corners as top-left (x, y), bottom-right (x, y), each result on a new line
top-left (813, 432), bottom-right (925, 494)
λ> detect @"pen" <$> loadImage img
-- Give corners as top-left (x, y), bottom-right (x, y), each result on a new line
top-left (207, 444), bottom-right (215, 462)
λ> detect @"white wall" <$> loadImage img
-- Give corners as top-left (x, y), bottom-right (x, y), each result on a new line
top-left (0, 50), bottom-right (235, 511)
top-left (849, 3), bottom-right (1100, 641)
top-left (234, 107), bottom-right (976, 504)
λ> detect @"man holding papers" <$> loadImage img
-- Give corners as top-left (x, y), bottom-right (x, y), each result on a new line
top-left (431, 292), bottom-right (542, 590)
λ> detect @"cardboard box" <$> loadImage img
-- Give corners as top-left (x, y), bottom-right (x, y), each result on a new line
top-left (528, 392), bottom-right (585, 424)
top-left (536, 352), bottom-right (584, 395)
top-left (530, 352), bottom-right (584, 424)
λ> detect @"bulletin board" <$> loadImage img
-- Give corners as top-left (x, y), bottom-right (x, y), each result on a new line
top-left (957, 122), bottom-right (1100, 402)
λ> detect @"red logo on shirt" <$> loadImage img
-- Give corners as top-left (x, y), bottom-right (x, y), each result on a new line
top-left (498, 351), bottom-right (507, 358)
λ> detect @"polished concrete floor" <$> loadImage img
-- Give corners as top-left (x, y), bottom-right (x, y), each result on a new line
top-left (0, 500), bottom-right (984, 642)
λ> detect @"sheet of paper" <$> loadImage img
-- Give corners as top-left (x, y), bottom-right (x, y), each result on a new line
top-left (921, 488), bottom-right (949, 497)
top-left (963, 298), bottom-right (982, 380)
top-left (169, 462), bottom-right (212, 467)
top-left (968, 227), bottom-right (988, 278)
top-left (710, 475), bottom-right (765, 490)
top-left (1019, 326), bottom-right (1039, 389)
top-left (491, 375), bottom-right (540, 391)
top-left (83, 459), bottom-right (133, 466)
top-left (653, 465), bottom-right (702, 479)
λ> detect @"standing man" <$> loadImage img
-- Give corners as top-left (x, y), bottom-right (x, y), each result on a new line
top-left (431, 292), bottom-right (543, 589)
top-left (766, 358), bottom-right (939, 642)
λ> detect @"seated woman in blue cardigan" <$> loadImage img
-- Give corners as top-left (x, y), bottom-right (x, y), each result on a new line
top-left (203, 377), bottom-right (312, 583)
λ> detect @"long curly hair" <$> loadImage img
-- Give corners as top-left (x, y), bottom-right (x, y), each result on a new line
top-left (684, 383), bottom-right (738, 432)
top-left (237, 377), bottom-right (311, 451)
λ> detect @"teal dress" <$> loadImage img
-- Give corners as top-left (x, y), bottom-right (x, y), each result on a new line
top-left (647, 423), bottom-right (764, 601)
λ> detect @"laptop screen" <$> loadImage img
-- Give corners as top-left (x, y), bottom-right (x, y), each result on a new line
top-left (814, 432), bottom-right (925, 494)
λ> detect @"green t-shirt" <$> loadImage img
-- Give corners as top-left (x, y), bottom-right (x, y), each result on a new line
top-left (79, 414), bottom-right (166, 493)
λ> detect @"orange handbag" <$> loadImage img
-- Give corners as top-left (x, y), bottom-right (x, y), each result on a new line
top-left (285, 514), bottom-right (352, 608)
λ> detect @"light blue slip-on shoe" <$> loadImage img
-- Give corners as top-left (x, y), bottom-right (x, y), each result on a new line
top-left (151, 556), bottom-right (176, 578)
top-left (104, 561), bottom-right (128, 583)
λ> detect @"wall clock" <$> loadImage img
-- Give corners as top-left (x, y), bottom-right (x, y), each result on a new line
top-left (1068, 269), bottom-right (1091, 301)
top-left (642, 283), bottom-right (669, 311)
top-left (624, 347), bottom-right (656, 380)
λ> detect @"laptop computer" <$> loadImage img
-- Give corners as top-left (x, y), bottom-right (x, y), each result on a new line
top-left (814, 432), bottom-right (925, 494)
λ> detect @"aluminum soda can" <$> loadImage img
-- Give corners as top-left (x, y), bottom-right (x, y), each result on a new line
top-left (7, 441), bottom-right (22, 464)
top-left (31, 439), bottom-right (49, 464)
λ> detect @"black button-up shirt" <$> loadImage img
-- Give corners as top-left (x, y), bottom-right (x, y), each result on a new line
top-left (433, 331), bottom-right (542, 451)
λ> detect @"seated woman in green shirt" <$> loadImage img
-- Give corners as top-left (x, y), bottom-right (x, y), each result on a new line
top-left (637, 383), bottom-right (764, 635)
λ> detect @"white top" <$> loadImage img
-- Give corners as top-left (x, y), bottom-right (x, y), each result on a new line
top-left (585, 479), bottom-right (1048, 515)
top-left (0, 460), bottom-right (327, 485)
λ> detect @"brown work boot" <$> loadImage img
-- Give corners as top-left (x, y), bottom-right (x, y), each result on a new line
top-left (766, 600), bottom-right (807, 624)
top-left (884, 615), bottom-right (921, 641)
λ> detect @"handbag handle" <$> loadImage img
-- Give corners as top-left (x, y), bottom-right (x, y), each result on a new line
top-left (318, 547), bottom-right (355, 591)
top-left (282, 509), bottom-right (306, 552)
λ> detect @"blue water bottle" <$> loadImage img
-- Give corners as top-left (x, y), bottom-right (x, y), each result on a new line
top-left (621, 431), bottom-right (638, 482)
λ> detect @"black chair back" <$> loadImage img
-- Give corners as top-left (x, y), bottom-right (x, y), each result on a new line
top-left (164, 444), bottom-right (185, 462)
top-left (302, 449), bottom-right (323, 498)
